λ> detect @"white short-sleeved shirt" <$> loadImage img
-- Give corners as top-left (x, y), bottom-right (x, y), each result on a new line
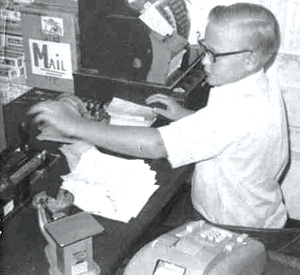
top-left (158, 70), bottom-right (289, 228)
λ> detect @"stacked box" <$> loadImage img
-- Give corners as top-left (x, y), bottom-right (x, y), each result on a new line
top-left (0, 33), bottom-right (26, 84)
top-left (0, 64), bottom-right (17, 80)
top-left (20, 3), bottom-right (79, 93)
top-left (0, 50), bottom-right (23, 67)
top-left (0, 47), bottom-right (25, 76)
top-left (0, 2), bottom-right (23, 35)
top-left (0, 0), bottom-right (27, 83)
top-left (0, 48), bottom-right (24, 67)
top-left (2, 32), bottom-right (23, 48)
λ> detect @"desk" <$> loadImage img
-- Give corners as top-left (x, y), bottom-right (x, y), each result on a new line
top-left (0, 157), bottom-right (194, 275)
top-left (0, 151), bottom-right (300, 275)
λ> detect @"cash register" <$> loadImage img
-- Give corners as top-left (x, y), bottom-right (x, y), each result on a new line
top-left (124, 220), bottom-right (267, 275)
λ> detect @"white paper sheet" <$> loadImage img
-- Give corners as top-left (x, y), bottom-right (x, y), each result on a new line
top-left (61, 145), bottom-right (158, 223)
top-left (139, 3), bottom-right (174, 36)
top-left (105, 97), bottom-right (157, 127)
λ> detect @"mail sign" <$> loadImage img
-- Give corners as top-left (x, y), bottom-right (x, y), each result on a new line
top-left (29, 39), bottom-right (73, 79)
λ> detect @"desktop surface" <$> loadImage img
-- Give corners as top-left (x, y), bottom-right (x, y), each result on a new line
top-left (1, 203), bottom-right (300, 275)
top-left (0, 133), bottom-right (299, 275)
top-left (0, 156), bottom-right (194, 275)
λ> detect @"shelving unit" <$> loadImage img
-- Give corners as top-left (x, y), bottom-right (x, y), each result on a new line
top-left (0, 0), bottom-right (30, 104)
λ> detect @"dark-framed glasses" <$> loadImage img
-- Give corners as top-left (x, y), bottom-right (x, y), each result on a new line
top-left (198, 39), bottom-right (252, 63)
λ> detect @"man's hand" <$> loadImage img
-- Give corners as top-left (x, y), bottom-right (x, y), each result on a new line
top-left (146, 94), bottom-right (194, 121)
top-left (28, 100), bottom-right (86, 137)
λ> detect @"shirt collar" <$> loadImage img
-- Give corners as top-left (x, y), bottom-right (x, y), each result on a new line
top-left (211, 69), bottom-right (266, 95)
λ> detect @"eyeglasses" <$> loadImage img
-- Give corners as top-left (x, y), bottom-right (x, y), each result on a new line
top-left (198, 39), bottom-right (252, 63)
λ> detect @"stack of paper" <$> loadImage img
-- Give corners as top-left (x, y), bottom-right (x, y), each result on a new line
top-left (105, 97), bottom-right (157, 127)
top-left (61, 146), bottom-right (158, 223)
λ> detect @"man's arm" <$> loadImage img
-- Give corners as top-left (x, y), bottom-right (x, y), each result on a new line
top-left (28, 100), bottom-right (168, 159)
top-left (73, 119), bottom-right (167, 159)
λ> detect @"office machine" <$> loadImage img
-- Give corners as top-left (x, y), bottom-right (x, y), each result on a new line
top-left (0, 147), bottom-right (61, 225)
top-left (124, 220), bottom-right (267, 275)
top-left (1, 88), bottom-right (106, 226)
top-left (3, 88), bottom-right (62, 150)
top-left (34, 192), bottom-right (104, 275)
top-left (76, 0), bottom-right (210, 110)
top-left (3, 88), bottom-right (107, 150)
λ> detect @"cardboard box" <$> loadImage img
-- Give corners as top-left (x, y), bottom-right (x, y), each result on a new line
top-left (0, 4), bottom-right (23, 35)
top-left (0, 64), bottom-right (18, 80)
top-left (21, 3), bottom-right (79, 93)
top-left (2, 33), bottom-right (24, 48)
top-left (0, 48), bottom-right (24, 67)
top-left (44, 211), bottom-right (103, 275)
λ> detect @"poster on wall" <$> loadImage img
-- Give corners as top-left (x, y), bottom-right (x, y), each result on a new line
top-left (29, 39), bottom-right (73, 80)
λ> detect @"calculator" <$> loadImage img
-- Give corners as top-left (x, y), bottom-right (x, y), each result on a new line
top-left (124, 220), bottom-right (267, 275)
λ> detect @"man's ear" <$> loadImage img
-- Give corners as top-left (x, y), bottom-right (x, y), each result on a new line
top-left (244, 52), bottom-right (261, 71)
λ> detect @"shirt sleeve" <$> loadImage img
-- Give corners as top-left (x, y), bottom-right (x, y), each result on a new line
top-left (158, 105), bottom-right (246, 168)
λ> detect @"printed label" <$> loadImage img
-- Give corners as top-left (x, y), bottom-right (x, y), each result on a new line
top-left (71, 261), bottom-right (88, 275)
top-left (41, 16), bottom-right (64, 36)
top-left (29, 39), bottom-right (72, 79)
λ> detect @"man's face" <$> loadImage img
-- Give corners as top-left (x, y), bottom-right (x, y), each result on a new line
top-left (201, 22), bottom-right (251, 87)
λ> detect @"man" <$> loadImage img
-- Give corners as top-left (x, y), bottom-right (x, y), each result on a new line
top-left (29, 3), bottom-right (288, 229)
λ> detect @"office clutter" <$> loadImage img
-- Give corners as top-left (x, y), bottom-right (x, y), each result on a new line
top-left (0, 0), bottom-right (205, 100)
top-left (79, 0), bottom-right (190, 85)
top-left (59, 141), bottom-right (158, 223)
top-left (0, 0), bottom-right (80, 104)
top-left (0, 146), bottom-right (62, 226)
top-left (0, 148), bottom-right (46, 222)
top-left (124, 220), bottom-right (267, 275)
top-left (0, 0), bottom-right (30, 103)
top-left (0, 33), bottom-right (26, 81)
top-left (74, 0), bottom-right (210, 111)
top-left (0, 0), bottom-right (210, 109)
top-left (20, 2), bottom-right (79, 92)
top-left (34, 191), bottom-right (103, 275)
top-left (0, 1), bottom-right (210, 272)
top-left (2, 88), bottom-right (109, 151)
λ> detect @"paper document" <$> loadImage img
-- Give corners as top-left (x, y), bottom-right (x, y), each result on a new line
top-left (61, 145), bottom-right (158, 223)
top-left (105, 97), bottom-right (157, 127)
top-left (139, 3), bottom-right (174, 36)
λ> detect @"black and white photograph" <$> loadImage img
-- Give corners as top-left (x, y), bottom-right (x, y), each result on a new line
top-left (1, 0), bottom-right (300, 274)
